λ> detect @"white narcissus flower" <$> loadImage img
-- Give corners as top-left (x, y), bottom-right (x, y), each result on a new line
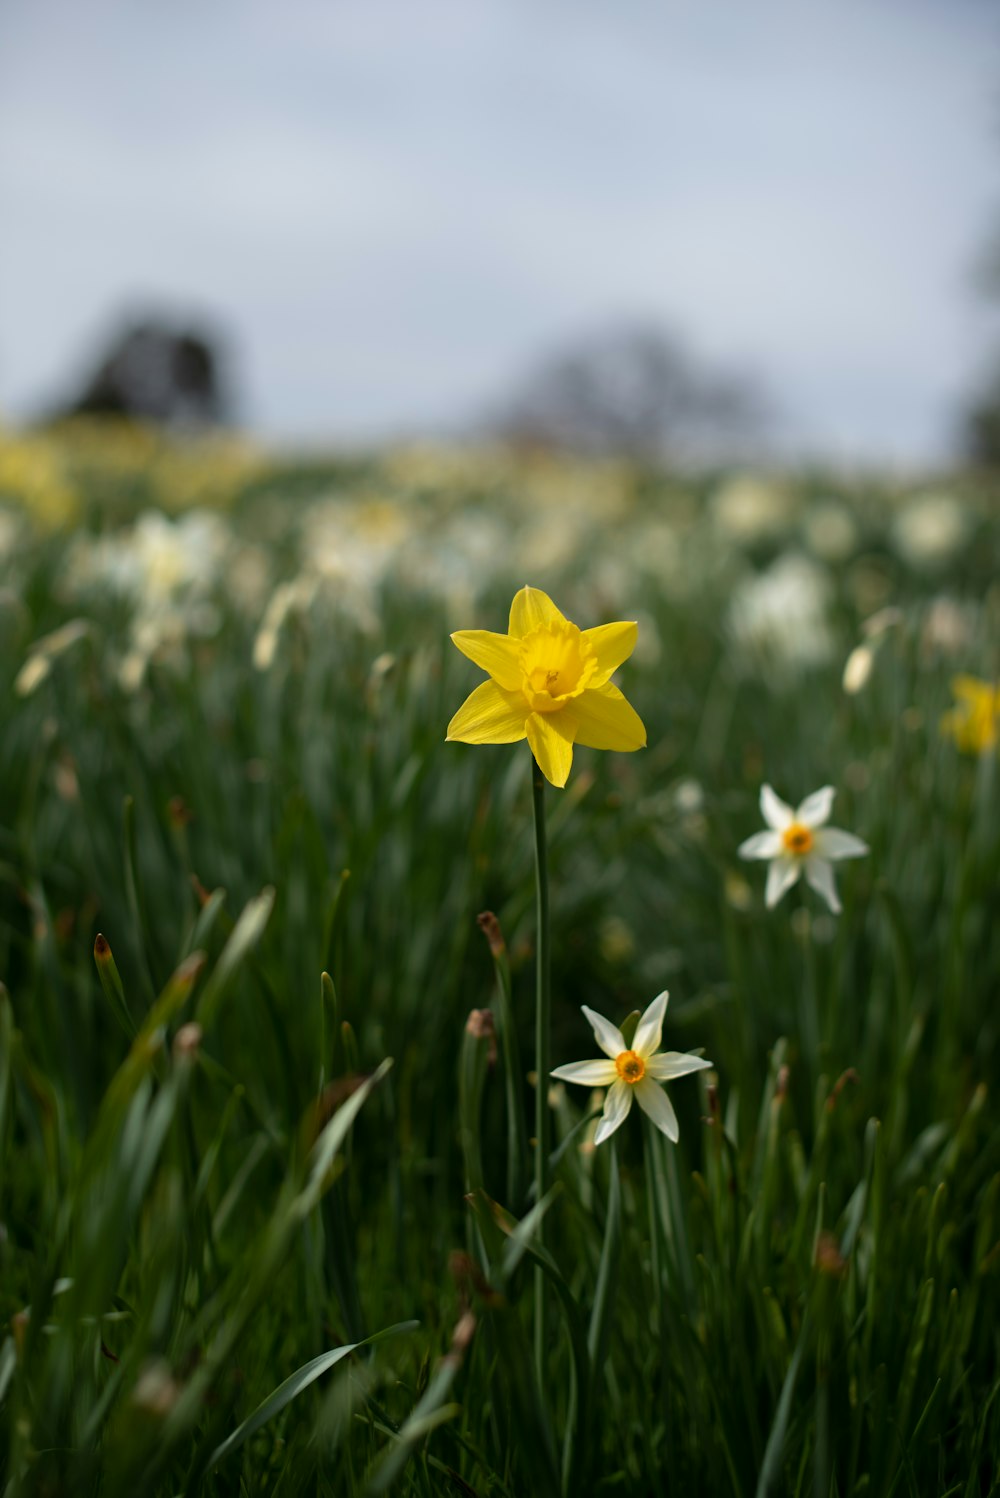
top-left (550, 991), bottom-right (711, 1146)
top-left (738, 784), bottom-right (868, 914)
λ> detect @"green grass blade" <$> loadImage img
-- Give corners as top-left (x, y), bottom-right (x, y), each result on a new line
top-left (207, 1321), bottom-right (417, 1474)
top-left (294, 1058), bottom-right (393, 1220)
top-left (195, 886), bottom-right (275, 1027)
top-left (756, 1318), bottom-right (809, 1498)
top-left (92, 934), bottom-right (137, 1040)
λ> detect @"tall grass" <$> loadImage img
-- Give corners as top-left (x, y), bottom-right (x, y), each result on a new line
top-left (0, 428), bottom-right (998, 1494)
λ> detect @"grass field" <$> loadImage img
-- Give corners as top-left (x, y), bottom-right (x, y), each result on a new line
top-left (1, 421), bottom-right (999, 1496)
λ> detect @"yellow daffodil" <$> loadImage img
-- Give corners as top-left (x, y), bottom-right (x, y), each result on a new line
top-left (941, 675), bottom-right (1000, 755)
top-left (446, 585), bottom-right (646, 787)
top-left (551, 991), bottom-right (711, 1145)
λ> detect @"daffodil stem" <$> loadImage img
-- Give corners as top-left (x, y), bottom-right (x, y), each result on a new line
top-left (483, 923), bottom-right (527, 1210)
top-left (531, 755), bottom-right (551, 1389)
top-left (799, 901), bottom-right (820, 1082)
top-left (588, 1138), bottom-right (621, 1369)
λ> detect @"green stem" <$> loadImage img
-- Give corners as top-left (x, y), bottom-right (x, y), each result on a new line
top-left (642, 1119), bottom-right (662, 1339)
top-left (798, 897), bottom-right (820, 1086)
top-left (532, 756), bottom-right (551, 1391)
top-left (587, 1139), bottom-right (621, 1370)
top-left (479, 913), bottom-right (528, 1210)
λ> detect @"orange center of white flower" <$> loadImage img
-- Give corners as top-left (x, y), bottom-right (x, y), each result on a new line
top-left (615, 1049), bottom-right (645, 1084)
top-left (782, 822), bottom-right (813, 855)
top-left (518, 621), bottom-right (596, 712)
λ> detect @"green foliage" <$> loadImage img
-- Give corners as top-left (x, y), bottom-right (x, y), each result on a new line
top-left (0, 431), bottom-right (999, 1493)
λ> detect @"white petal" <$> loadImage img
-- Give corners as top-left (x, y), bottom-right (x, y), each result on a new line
top-left (795, 786), bottom-right (835, 828)
top-left (760, 784), bottom-right (793, 829)
top-left (765, 857), bottom-right (801, 908)
top-left (581, 1005), bottom-right (626, 1061)
top-left (805, 856), bottom-right (841, 913)
top-left (550, 1058), bottom-right (618, 1086)
top-left (594, 1079), bottom-right (632, 1144)
top-left (646, 1051), bottom-right (713, 1081)
top-left (633, 990), bottom-right (668, 1060)
top-left (738, 829), bottom-right (783, 861)
top-left (813, 826), bottom-right (868, 861)
top-left (633, 1078), bottom-right (679, 1142)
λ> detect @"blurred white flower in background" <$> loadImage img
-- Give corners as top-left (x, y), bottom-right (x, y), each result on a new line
top-left (60, 510), bottom-right (234, 691)
top-left (66, 510), bottom-right (232, 605)
top-left (588, 554), bottom-right (634, 614)
top-left (727, 552), bottom-right (834, 676)
top-left (428, 508), bottom-right (504, 582)
top-left (673, 777), bottom-right (704, 814)
top-left (628, 518), bottom-right (683, 575)
top-left (891, 492), bottom-right (969, 567)
top-left (710, 474), bottom-right (795, 544)
top-left (301, 492), bottom-right (408, 587)
top-left (514, 510), bottom-right (588, 572)
top-left (920, 595), bottom-right (977, 658)
top-left (516, 458), bottom-right (632, 525)
top-left (131, 511), bottom-right (230, 600)
top-left (298, 492), bottom-right (412, 631)
top-left (803, 501), bottom-right (859, 562)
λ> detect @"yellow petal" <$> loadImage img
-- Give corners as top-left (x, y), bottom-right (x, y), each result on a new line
top-left (582, 620), bottom-right (638, 687)
top-left (526, 711), bottom-right (575, 787)
top-left (447, 679), bottom-right (530, 744)
top-left (508, 585), bottom-right (567, 638)
top-left (564, 682), bottom-right (646, 752)
top-left (450, 630), bottom-right (522, 690)
top-left (951, 675), bottom-right (996, 707)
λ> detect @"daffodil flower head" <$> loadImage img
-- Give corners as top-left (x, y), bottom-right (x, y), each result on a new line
top-left (738, 783), bottom-right (868, 914)
top-left (551, 991), bottom-right (711, 1146)
top-left (941, 675), bottom-right (1000, 756)
top-left (446, 585), bottom-right (646, 788)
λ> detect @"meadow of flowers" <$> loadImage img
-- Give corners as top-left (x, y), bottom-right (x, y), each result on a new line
top-left (0, 419), bottom-right (998, 1496)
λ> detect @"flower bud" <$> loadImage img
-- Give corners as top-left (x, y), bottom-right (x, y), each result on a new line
top-left (476, 910), bottom-right (505, 957)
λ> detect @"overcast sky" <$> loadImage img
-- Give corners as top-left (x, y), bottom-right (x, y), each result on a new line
top-left (2, 0), bottom-right (999, 462)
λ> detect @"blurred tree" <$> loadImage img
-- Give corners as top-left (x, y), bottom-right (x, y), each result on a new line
top-left (960, 199), bottom-right (1000, 465)
top-left (963, 359), bottom-right (1000, 465)
top-left (50, 316), bottom-right (231, 427)
top-left (488, 323), bottom-right (766, 461)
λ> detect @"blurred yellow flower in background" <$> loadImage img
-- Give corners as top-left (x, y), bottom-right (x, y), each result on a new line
top-left (941, 675), bottom-right (1000, 755)
top-left (446, 584), bottom-right (646, 787)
